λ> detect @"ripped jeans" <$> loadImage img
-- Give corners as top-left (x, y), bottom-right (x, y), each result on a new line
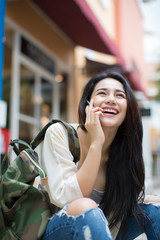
top-left (116, 202), bottom-right (160, 240)
top-left (41, 202), bottom-right (160, 240)
top-left (41, 206), bottom-right (112, 240)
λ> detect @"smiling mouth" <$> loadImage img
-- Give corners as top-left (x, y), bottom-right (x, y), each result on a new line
top-left (103, 109), bottom-right (118, 115)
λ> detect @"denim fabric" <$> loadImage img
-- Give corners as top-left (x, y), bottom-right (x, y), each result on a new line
top-left (41, 206), bottom-right (112, 240)
top-left (41, 202), bottom-right (160, 240)
top-left (116, 202), bottom-right (160, 240)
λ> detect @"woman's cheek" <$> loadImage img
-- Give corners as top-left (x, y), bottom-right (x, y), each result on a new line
top-left (92, 96), bottom-right (101, 106)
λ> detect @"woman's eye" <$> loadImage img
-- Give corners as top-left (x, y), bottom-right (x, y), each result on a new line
top-left (116, 93), bottom-right (126, 98)
top-left (97, 91), bottom-right (106, 95)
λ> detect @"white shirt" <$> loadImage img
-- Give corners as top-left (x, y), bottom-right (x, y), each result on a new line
top-left (41, 122), bottom-right (83, 208)
top-left (41, 122), bottom-right (120, 239)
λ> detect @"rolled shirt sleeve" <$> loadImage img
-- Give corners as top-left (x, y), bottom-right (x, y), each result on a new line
top-left (41, 123), bottom-right (83, 208)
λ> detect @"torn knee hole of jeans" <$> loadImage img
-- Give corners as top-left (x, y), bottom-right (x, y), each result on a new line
top-left (56, 207), bottom-right (88, 220)
top-left (56, 208), bottom-right (77, 219)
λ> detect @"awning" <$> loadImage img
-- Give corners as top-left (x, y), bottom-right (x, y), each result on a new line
top-left (85, 59), bottom-right (124, 74)
top-left (84, 59), bottom-right (144, 91)
top-left (31, 0), bottom-right (126, 66)
top-left (31, 0), bottom-right (144, 92)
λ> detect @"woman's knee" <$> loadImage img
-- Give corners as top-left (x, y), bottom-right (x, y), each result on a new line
top-left (66, 198), bottom-right (98, 216)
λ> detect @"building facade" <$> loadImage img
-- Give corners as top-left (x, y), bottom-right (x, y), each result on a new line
top-left (2, 0), bottom-right (143, 142)
top-left (1, 0), bottom-right (155, 190)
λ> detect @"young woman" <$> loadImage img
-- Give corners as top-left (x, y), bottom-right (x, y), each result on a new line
top-left (41, 72), bottom-right (160, 240)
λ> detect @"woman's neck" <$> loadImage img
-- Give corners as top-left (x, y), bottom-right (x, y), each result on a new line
top-left (102, 127), bottom-right (118, 157)
top-left (77, 125), bottom-right (118, 165)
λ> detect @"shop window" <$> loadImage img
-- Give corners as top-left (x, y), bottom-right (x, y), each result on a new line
top-left (2, 25), bottom-right (57, 148)
top-left (41, 79), bottom-right (53, 127)
top-left (20, 65), bottom-right (35, 117)
top-left (19, 120), bottom-right (34, 144)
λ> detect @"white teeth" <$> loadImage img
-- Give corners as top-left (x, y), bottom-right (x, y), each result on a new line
top-left (103, 109), bottom-right (117, 114)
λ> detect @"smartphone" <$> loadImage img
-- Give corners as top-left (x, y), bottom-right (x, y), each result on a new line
top-left (86, 100), bottom-right (95, 108)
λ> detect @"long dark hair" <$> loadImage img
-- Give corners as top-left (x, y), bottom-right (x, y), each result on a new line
top-left (78, 72), bottom-right (145, 237)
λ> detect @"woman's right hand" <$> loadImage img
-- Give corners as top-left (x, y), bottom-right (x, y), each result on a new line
top-left (85, 99), bottom-right (105, 146)
top-left (76, 99), bottom-right (105, 196)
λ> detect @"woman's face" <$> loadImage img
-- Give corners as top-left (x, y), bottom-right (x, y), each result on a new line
top-left (90, 78), bottom-right (127, 129)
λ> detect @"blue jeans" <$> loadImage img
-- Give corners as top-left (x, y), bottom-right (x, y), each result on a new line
top-left (41, 202), bottom-right (160, 240)
top-left (116, 202), bottom-right (160, 240)
top-left (41, 206), bottom-right (112, 240)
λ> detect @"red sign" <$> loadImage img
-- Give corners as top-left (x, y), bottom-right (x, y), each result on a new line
top-left (0, 128), bottom-right (10, 154)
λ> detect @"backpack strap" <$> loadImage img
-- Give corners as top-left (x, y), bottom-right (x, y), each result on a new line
top-left (30, 119), bottom-right (80, 163)
top-left (0, 139), bottom-right (32, 181)
top-left (65, 124), bottom-right (80, 163)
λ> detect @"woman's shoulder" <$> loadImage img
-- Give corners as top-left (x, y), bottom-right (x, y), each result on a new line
top-left (45, 122), bottom-right (79, 139)
top-left (44, 122), bottom-right (79, 152)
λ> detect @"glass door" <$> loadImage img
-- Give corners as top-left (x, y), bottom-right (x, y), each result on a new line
top-left (19, 64), bottom-right (38, 143)
top-left (40, 78), bottom-right (53, 128)
top-left (18, 64), bottom-right (54, 144)
top-left (9, 31), bottom-right (59, 143)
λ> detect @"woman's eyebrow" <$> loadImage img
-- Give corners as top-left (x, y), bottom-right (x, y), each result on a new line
top-left (96, 88), bottom-right (125, 94)
top-left (116, 89), bottom-right (126, 94)
top-left (96, 88), bottom-right (107, 92)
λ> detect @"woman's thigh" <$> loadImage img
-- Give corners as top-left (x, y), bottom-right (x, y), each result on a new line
top-left (41, 203), bottom-right (112, 240)
top-left (142, 202), bottom-right (160, 239)
top-left (116, 202), bottom-right (160, 240)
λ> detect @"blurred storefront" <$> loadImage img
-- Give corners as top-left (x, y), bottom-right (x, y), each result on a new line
top-left (2, 0), bottom-right (147, 155)
top-left (3, 0), bottom-right (76, 144)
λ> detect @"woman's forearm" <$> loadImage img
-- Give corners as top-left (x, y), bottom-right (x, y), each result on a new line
top-left (76, 142), bottom-right (103, 197)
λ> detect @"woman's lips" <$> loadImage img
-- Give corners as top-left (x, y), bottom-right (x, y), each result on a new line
top-left (102, 107), bottom-right (119, 115)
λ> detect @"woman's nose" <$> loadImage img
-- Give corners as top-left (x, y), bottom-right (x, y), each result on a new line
top-left (105, 94), bottom-right (116, 104)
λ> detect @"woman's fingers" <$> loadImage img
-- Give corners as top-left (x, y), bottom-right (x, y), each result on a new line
top-left (87, 99), bottom-right (103, 115)
top-left (85, 99), bottom-right (105, 144)
top-left (90, 99), bottom-right (94, 109)
top-left (85, 99), bottom-right (104, 128)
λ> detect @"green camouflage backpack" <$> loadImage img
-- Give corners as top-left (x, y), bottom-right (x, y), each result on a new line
top-left (0, 119), bottom-right (80, 240)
